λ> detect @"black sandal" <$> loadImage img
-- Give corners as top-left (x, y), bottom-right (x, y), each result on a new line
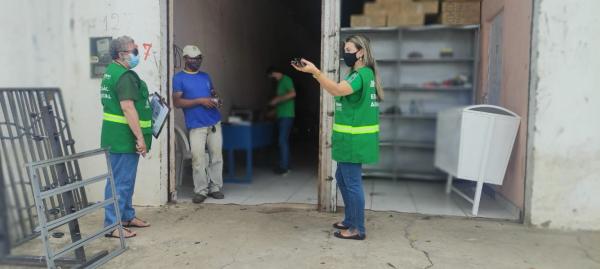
top-left (122, 217), bottom-right (151, 228)
top-left (105, 227), bottom-right (136, 239)
top-left (332, 222), bottom-right (349, 230)
top-left (333, 231), bottom-right (365, 240)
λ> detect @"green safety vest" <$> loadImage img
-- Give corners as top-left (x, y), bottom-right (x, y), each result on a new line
top-left (100, 62), bottom-right (153, 153)
top-left (332, 67), bottom-right (380, 164)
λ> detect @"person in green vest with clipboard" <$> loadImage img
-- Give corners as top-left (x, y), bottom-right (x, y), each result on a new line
top-left (292, 35), bottom-right (383, 240)
top-left (100, 36), bottom-right (153, 239)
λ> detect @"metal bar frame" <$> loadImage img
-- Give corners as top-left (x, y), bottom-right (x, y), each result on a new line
top-left (28, 148), bottom-right (126, 269)
top-left (0, 88), bottom-right (119, 267)
top-left (0, 88), bottom-right (90, 246)
top-left (39, 173), bottom-right (108, 200)
top-left (0, 91), bottom-right (30, 239)
top-left (6, 92), bottom-right (37, 232)
top-left (0, 161), bottom-right (9, 257)
top-left (23, 90), bottom-right (60, 219)
top-left (40, 100), bottom-right (85, 261)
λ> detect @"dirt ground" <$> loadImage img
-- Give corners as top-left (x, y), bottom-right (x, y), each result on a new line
top-left (2, 203), bottom-right (599, 269)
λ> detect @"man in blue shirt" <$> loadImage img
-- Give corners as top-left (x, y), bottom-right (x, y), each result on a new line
top-left (173, 45), bottom-right (224, 203)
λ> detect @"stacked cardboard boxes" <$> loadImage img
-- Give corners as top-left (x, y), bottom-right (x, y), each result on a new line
top-left (441, 0), bottom-right (481, 25)
top-left (350, 14), bottom-right (387, 27)
top-left (351, 0), bottom-right (439, 27)
top-left (350, 0), bottom-right (481, 27)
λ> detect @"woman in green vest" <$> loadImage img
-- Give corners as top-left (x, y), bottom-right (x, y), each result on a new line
top-left (293, 35), bottom-right (383, 240)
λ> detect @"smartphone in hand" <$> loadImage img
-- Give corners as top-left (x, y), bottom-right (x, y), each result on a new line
top-left (291, 58), bottom-right (306, 67)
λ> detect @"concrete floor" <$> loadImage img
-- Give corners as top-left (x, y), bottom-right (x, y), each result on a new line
top-left (178, 157), bottom-right (519, 220)
top-left (180, 174), bottom-right (519, 220)
top-left (3, 203), bottom-right (599, 269)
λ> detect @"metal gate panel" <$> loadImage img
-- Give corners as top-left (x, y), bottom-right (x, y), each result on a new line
top-left (29, 148), bottom-right (126, 269)
top-left (0, 88), bottom-right (88, 247)
top-left (0, 88), bottom-right (102, 267)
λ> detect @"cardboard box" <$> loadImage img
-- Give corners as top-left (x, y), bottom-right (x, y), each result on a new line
top-left (363, 2), bottom-right (388, 16)
top-left (376, 0), bottom-right (438, 14)
top-left (385, 1), bottom-right (427, 26)
top-left (416, 0), bottom-right (440, 14)
top-left (351, 14), bottom-right (387, 27)
top-left (441, 0), bottom-right (480, 25)
top-left (388, 12), bottom-right (426, 26)
top-left (360, 0), bottom-right (434, 27)
top-left (404, 2), bottom-right (424, 15)
top-left (377, 0), bottom-right (413, 6)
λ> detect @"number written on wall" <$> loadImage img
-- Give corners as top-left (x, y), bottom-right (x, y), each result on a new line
top-left (143, 43), bottom-right (152, 61)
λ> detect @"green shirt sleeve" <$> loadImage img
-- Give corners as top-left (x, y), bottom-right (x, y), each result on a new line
top-left (278, 76), bottom-right (295, 96)
top-left (116, 72), bottom-right (140, 101)
top-left (345, 72), bottom-right (362, 93)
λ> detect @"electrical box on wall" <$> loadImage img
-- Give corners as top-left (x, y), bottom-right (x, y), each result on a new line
top-left (90, 36), bottom-right (112, 78)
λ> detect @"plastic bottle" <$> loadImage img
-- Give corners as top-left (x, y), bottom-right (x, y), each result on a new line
top-left (409, 100), bottom-right (417, 115)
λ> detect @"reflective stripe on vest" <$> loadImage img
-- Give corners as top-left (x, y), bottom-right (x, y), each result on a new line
top-left (103, 113), bottom-right (152, 128)
top-left (333, 123), bottom-right (379, 134)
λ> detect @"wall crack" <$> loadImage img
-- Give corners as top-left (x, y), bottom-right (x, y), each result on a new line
top-left (404, 219), bottom-right (434, 269)
top-left (577, 235), bottom-right (600, 265)
top-left (220, 233), bottom-right (247, 269)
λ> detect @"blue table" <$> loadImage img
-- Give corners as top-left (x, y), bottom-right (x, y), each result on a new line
top-left (222, 122), bottom-right (274, 183)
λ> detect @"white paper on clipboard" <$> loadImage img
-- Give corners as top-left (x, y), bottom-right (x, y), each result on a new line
top-left (150, 92), bottom-right (170, 138)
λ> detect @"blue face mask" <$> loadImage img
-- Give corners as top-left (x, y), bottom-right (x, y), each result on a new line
top-left (128, 52), bottom-right (140, 69)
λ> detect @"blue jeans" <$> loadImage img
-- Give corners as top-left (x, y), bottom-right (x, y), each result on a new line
top-left (336, 162), bottom-right (366, 235)
top-left (104, 153), bottom-right (140, 227)
top-left (278, 117), bottom-right (294, 170)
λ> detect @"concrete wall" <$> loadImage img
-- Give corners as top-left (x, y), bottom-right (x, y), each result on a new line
top-left (528, 0), bottom-right (600, 230)
top-left (0, 0), bottom-right (169, 206)
top-left (479, 0), bottom-right (532, 210)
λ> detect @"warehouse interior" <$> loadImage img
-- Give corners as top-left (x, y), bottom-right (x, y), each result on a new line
top-left (171, 0), bottom-right (522, 221)
top-left (172, 0), bottom-right (323, 204)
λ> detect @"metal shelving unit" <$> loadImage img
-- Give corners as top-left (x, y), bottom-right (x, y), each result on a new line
top-left (388, 86), bottom-right (473, 92)
top-left (400, 58), bottom-right (475, 63)
top-left (379, 140), bottom-right (435, 149)
top-left (340, 25), bottom-right (480, 181)
top-left (380, 114), bottom-right (437, 120)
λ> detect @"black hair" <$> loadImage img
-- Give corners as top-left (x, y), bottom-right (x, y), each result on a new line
top-left (266, 66), bottom-right (282, 75)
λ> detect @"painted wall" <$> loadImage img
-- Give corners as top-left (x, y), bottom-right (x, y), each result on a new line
top-left (479, 0), bottom-right (532, 210)
top-left (528, 0), bottom-right (600, 230)
top-left (0, 0), bottom-right (169, 206)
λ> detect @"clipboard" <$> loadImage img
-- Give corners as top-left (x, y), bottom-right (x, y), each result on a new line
top-left (150, 92), bottom-right (170, 138)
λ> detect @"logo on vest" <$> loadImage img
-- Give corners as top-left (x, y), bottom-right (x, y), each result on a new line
top-left (370, 80), bottom-right (375, 88)
top-left (370, 94), bottom-right (379, 107)
top-left (100, 86), bottom-right (111, 99)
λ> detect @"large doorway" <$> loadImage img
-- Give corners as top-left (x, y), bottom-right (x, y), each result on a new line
top-left (337, 0), bottom-right (531, 220)
top-left (170, 0), bottom-right (323, 205)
